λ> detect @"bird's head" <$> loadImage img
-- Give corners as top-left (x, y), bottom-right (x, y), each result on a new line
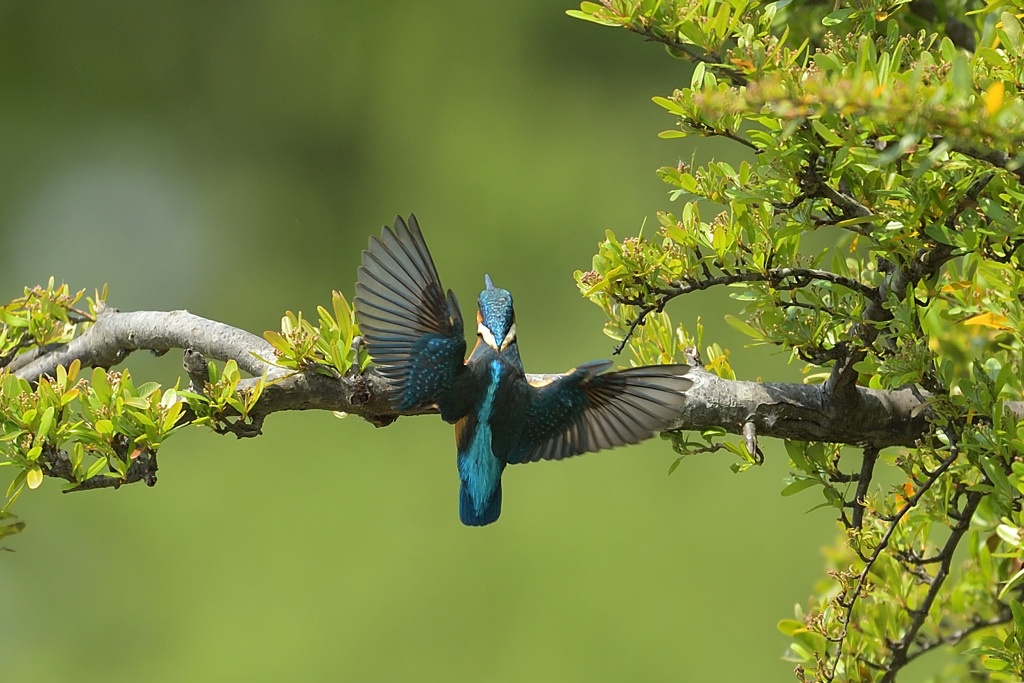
top-left (477, 274), bottom-right (516, 352)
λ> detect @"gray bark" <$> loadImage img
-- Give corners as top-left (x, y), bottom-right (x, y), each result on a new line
top-left (10, 305), bottom-right (951, 449)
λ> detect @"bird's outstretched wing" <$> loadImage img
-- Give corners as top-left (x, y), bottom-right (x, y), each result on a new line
top-left (354, 215), bottom-right (467, 412)
top-left (507, 362), bottom-right (692, 464)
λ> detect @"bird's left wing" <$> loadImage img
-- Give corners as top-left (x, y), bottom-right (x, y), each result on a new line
top-left (506, 361), bottom-right (692, 464)
top-left (354, 215), bottom-right (467, 412)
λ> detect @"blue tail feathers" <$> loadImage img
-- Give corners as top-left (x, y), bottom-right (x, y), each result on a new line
top-left (459, 480), bottom-right (502, 526)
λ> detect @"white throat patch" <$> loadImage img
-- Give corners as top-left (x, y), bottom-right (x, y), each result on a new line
top-left (478, 322), bottom-right (516, 350)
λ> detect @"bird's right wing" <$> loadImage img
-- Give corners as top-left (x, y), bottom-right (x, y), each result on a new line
top-left (506, 362), bottom-right (692, 464)
top-left (354, 215), bottom-right (467, 412)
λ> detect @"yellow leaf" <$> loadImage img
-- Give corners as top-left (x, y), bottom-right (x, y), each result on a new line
top-left (962, 312), bottom-right (1013, 330)
top-left (26, 466), bottom-right (43, 490)
top-left (985, 81), bottom-right (1005, 115)
top-left (940, 281), bottom-right (972, 292)
top-left (705, 355), bottom-right (727, 371)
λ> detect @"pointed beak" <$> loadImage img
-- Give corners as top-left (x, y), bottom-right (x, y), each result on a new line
top-left (484, 274), bottom-right (495, 290)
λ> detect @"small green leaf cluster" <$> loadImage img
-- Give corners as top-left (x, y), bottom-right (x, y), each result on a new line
top-left (668, 425), bottom-right (760, 474)
top-left (1, 359), bottom-right (187, 535)
top-left (0, 279), bottom-right (95, 363)
top-left (781, 440), bottom-right (847, 511)
top-left (180, 359), bottom-right (265, 433)
top-left (263, 290), bottom-right (368, 377)
top-left (74, 367), bottom-right (186, 475)
top-left (568, 0), bottom-right (784, 71)
top-left (0, 285), bottom-right (370, 539)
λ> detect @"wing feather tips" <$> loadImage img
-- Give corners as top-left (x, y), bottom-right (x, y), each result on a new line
top-left (515, 364), bottom-right (692, 463)
top-left (392, 214), bottom-right (442, 289)
top-left (353, 215), bottom-right (467, 411)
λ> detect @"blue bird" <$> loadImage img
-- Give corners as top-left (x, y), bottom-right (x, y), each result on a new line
top-left (354, 215), bottom-right (693, 526)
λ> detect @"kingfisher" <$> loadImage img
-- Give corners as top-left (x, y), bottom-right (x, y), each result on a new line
top-left (354, 215), bottom-right (693, 526)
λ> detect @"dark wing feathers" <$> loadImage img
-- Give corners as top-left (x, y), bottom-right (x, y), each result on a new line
top-left (354, 215), bottom-right (466, 411)
top-left (509, 363), bottom-right (692, 464)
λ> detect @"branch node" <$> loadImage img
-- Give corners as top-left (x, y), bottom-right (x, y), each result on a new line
top-left (183, 347), bottom-right (209, 395)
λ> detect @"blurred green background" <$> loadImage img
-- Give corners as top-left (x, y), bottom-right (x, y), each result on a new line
top-left (0, 3), bottom-right (843, 681)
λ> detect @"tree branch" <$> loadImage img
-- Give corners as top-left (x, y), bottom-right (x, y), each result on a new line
top-left (12, 304), bottom-right (282, 381)
top-left (880, 488), bottom-right (985, 682)
top-left (849, 445), bottom-right (878, 529)
top-left (612, 265), bottom-right (881, 354)
top-left (825, 445), bottom-right (962, 682)
top-left (950, 141), bottom-right (1024, 185)
top-left (10, 306), bottom-right (942, 452)
top-left (903, 607), bottom-right (1015, 665)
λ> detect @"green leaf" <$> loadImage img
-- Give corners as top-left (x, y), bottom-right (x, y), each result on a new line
top-left (781, 478), bottom-right (819, 496)
top-left (997, 566), bottom-right (1024, 600)
top-left (92, 367), bottom-right (111, 403)
top-left (1000, 12), bottom-right (1022, 52)
top-left (163, 400), bottom-right (184, 433)
top-left (1010, 600), bottom-right (1024, 636)
top-left (5, 470), bottom-right (27, 501)
top-left (84, 458), bottom-right (107, 480)
top-left (70, 442), bottom-right (83, 471)
top-left (785, 440), bottom-right (811, 471)
top-left (565, 6), bottom-right (620, 26)
top-left (263, 330), bottom-right (291, 355)
top-left (652, 96), bottom-right (686, 115)
top-left (724, 315), bottom-right (765, 341)
top-left (810, 119), bottom-right (844, 146)
top-left (135, 381), bottom-right (162, 399)
top-left (981, 656), bottom-right (1009, 671)
top-left (701, 427), bottom-right (727, 439)
top-left (131, 411), bottom-right (156, 428)
top-left (690, 61), bottom-right (706, 90)
top-left (777, 619), bottom-right (806, 636)
top-left (996, 523), bottom-right (1022, 547)
top-left (0, 514), bottom-right (26, 540)
top-left (26, 466), bottom-right (43, 490)
top-left (581, 265), bottom-right (625, 297)
top-left (36, 406), bottom-right (55, 442)
top-left (822, 8), bottom-right (854, 25)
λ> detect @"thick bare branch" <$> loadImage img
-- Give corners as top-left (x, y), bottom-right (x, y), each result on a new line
top-left (11, 306), bottom-right (941, 450)
top-left (14, 305), bottom-right (282, 381)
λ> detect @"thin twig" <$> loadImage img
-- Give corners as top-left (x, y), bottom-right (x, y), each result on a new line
top-left (903, 608), bottom-right (1015, 665)
top-left (825, 445), bottom-right (960, 682)
top-left (850, 446), bottom-right (879, 529)
top-left (880, 489), bottom-right (984, 681)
